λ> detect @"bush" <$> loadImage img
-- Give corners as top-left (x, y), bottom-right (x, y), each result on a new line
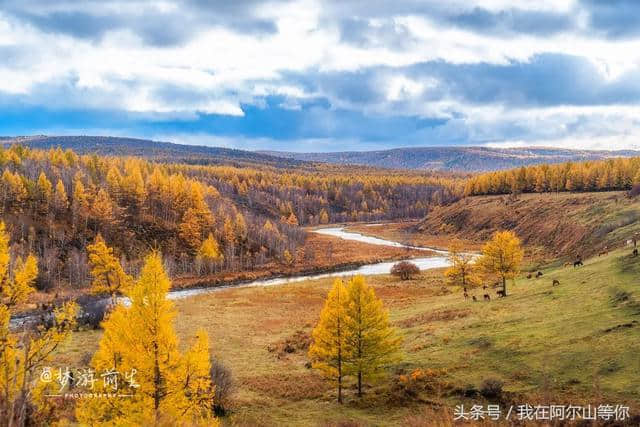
top-left (480, 378), bottom-right (504, 399)
top-left (210, 358), bottom-right (234, 416)
top-left (391, 261), bottom-right (420, 280)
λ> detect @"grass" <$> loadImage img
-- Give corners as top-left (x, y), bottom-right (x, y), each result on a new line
top-left (54, 247), bottom-right (640, 425)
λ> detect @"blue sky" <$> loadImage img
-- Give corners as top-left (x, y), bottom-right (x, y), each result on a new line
top-left (1, 0), bottom-right (640, 151)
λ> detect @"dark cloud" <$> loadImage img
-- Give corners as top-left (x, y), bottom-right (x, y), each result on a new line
top-left (580, 0), bottom-right (640, 39)
top-left (410, 54), bottom-right (640, 107)
top-left (450, 8), bottom-right (574, 36)
top-left (324, 1), bottom-right (575, 42)
top-left (0, 0), bottom-right (284, 46)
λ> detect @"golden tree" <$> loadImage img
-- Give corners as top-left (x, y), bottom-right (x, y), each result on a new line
top-left (52, 179), bottom-right (68, 213)
top-left (197, 233), bottom-right (223, 274)
top-left (342, 275), bottom-right (402, 397)
top-left (477, 231), bottom-right (524, 296)
top-left (0, 221), bottom-right (38, 307)
top-left (179, 208), bottom-right (204, 252)
top-left (86, 234), bottom-right (132, 305)
top-left (76, 251), bottom-right (218, 425)
top-left (0, 221), bottom-right (78, 425)
top-left (308, 278), bottom-right (349, 403)
top-left (444, 239), bottom-right (481, 289)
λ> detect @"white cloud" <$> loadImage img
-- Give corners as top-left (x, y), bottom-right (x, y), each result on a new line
top-left (2, 0), bottom-right (640, 150)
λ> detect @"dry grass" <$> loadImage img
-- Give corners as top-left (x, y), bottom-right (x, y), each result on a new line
top-left (53, 246), bottom-right (640, 425)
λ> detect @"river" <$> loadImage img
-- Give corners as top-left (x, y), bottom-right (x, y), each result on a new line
top-left (168, 226), bottom-right (450, 299)
top-left (10, 226), bottom-right (452, 327)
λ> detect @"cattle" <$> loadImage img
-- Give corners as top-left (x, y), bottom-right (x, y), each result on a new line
top-left (472, 295), bottom-right (478, 302)
top-left (536, 271), bottom-right (543, 278)
top-left (552, 279), bottom-right (560, 286)
top-left (573, 260), bottom-right (583, 267)
top-left (483, 294), bottom-right (491, 301)
top-left (496, 290), bottom-right (506, 298)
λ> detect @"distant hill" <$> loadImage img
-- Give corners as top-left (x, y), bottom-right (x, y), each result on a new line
top-left (260, 146), bottom-right (640, 172)
top-left (5, 136), bottom-right (639, 172)
top-left (1, 135), bottom-right (307, 169)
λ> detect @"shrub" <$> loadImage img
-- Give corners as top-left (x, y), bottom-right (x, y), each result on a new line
top-left (391, 261), bottom-right (420, 280)
top-left (480, 378), bottom-right (504, 399)
top-left (210, 358), bottom-right (234, 416)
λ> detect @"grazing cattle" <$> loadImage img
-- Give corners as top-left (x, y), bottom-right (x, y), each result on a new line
top-left (573, 260), bottom-right (583, 267)
top-left (536, 271), bottom-right (543, 278)
top-left (633, 248), bottom-right (639, 257)
top-left (496, 290), bottom-right (506, 298)
top-left (483, 294), bottom-right (491, 301)
top-left (526, 273), bottom-right (532, 279)
top-left (552, 279), bottom-right (560, 286)
top-left (472, 295), bottom-right (478, 302)
top-left (464, 292), bottom-right (469, 300)
top-left (483, 284), bottom-right (488, 290)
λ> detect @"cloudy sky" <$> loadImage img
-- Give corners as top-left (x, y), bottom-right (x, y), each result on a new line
top-left (1, 0), bottom-right (640, 152)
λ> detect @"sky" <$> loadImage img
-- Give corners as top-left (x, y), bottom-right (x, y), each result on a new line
top-left (1, 0), bottom-right (640, 152)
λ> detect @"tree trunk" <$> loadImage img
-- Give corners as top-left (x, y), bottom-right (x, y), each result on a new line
top-left (502, 276), bottom-right (507, 296)
top-left (357, 371), bottom-right (362, 397)
top-left (337, 351), bottom-right (342, 404)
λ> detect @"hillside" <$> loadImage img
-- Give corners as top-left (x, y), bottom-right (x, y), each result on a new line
top-left (262, 146), bottom-right (640, 172)
top-left (1, 135), bottom-right (307, 169)
top-left (56, 247), bottom-right (640, 425)
top-left (417, 192), bottom-right (640, 259)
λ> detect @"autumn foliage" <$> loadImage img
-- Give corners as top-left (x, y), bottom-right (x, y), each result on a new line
top-left (464, 157), bottom-right (640, 196)
top-left (309, 276), bottom-right (402, 402)
top-left (76, 251), bottom-right (219, 425)
top-left (390, 261), bottom-right (420, 280)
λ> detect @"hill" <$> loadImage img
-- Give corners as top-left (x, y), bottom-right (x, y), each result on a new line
top-left (417, 192), bottom-right (640, 259)
top-left (1, 135), bottom-right (307, 169)
top-left (56, 247), bottom-right (640, 425)
top-left (261, 146), bottom-right (640, 172)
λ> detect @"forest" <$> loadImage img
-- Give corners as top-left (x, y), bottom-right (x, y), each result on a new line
top-left (464, 157), bottom-right (640, 196)
top-left (0, 145), bottom-right (462, 292)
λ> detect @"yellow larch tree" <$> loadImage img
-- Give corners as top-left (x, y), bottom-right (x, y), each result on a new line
top-left (86, 234), bottom-right (132, 305)
top-left (52, 179), bottom-right (68, 214)
top-left (0, 221), bottom-right (38, 307)
top-left (72, 173), bottom-right (90, 227)
top-left (36, 172), bottom-right (52, 213)
top-left (342, 275), bottom-right (403, 397)
top-left (179, 207), bottom-right (204, 252)
top-left (75, 251), bottom-right (218, 425)
top-left (0, 221), bottom-right (78, 425)
top-left (444, 239), bottom-right (481, 289)
top-left (477, 231), bottom-right (524, 296)
top-left (308, 278), bottom-right (349, 403)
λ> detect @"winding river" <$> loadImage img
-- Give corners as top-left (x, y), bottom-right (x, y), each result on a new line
top-left (168, 226), bottom-right (451, 299)
top-left (10, 226), bottom-right (451, 327)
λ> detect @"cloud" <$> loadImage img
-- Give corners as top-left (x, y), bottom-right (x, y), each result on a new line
top-left (1, 0), bottom-right (640, 151)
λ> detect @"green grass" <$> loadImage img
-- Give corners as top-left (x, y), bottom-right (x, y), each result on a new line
top-left (55, 248), bottom-right (640, 425)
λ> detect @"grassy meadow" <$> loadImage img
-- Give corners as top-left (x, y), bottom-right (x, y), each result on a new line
top-left (55, 246), bottom-right (640, 425)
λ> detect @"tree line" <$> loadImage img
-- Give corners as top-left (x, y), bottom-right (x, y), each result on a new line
top-left (464, 157), bottom-right (640, 196)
